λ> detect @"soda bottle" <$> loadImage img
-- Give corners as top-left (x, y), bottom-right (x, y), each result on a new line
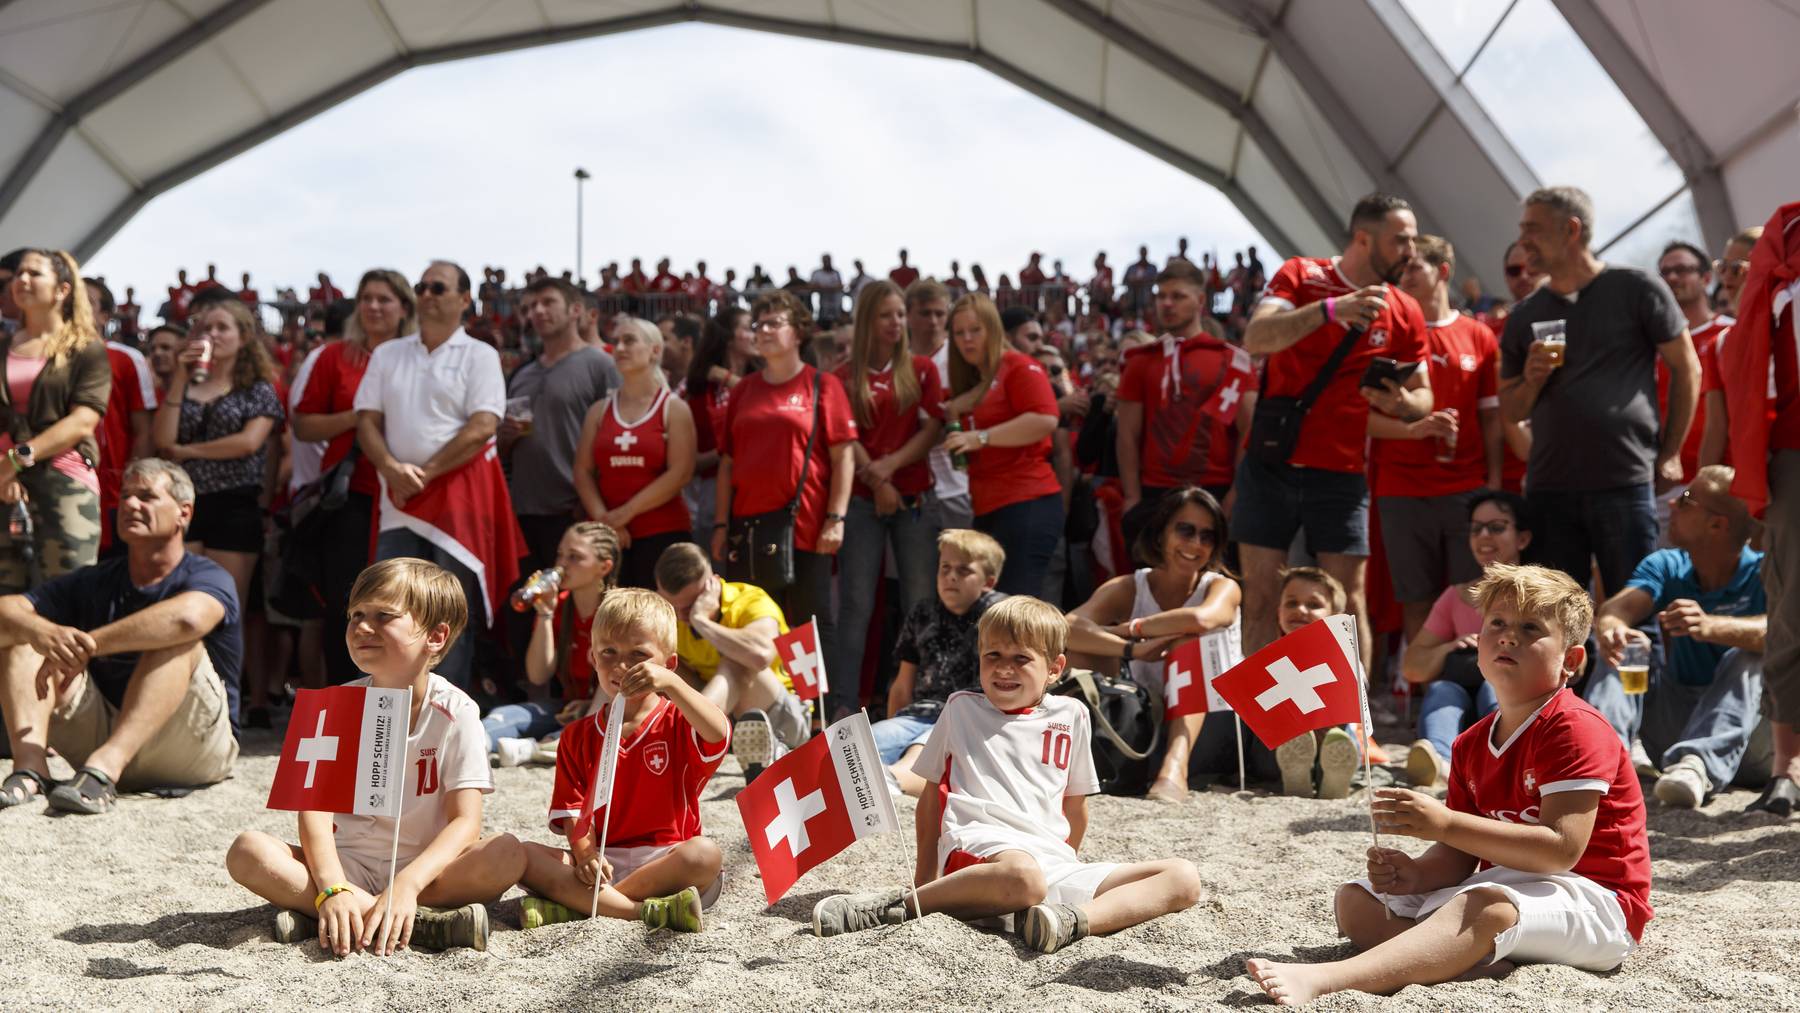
top-left (1434, 407), bottom-right (1459, 464)
top-left (946, 419), bottom-right (969, 471)
top-left (510, 567), bottom-right (562, 612)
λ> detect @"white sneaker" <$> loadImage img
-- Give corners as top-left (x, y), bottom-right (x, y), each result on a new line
top-left (1275, 732), bottom-right (1319, 798)
top-left (1653, 755), bottom-right (1711, 808)
top-left (1406, 739), bottom-right (1444, 788)
top-left (495, 737), bottom-right (536, 768)
top-left (1630, 739), bottom-right (1659, 779)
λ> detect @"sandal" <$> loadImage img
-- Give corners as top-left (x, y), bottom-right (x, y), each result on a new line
top-left (48, 766), bottom-right (117, 815)
top-left (0, 769), bottom-right (55, 809)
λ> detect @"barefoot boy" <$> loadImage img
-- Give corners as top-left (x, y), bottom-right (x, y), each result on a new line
top-left (1273, 567), bottom-right (1360, 799)
top-left (813, 596), bottom-right (1200, 953)
top-left (1249, 564), bottom-right (1651, 1005)
top-left (226, 559), bottom-right (524, 956)
top-left (519, 588), bottom-right (729, 933)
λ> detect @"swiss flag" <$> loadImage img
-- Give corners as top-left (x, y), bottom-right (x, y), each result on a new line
top-left (267, 685), bottom-right (411, 816)
top-left (736, 712), bottom-right (897, 905)
top-left (774, 620), bottom-right (828, 702)
top-left (1163, 627), bottom-right (1241, 720)
top-left (1211, 615), bottom-right (1364, 749)
top-left (1202, 345), bottom-right (1255, 426)
top-left (378, 445), bottom-right (525, 626)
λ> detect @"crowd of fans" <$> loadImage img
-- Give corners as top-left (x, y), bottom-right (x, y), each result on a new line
top-left (0, 187), bottom-right (1792, 827)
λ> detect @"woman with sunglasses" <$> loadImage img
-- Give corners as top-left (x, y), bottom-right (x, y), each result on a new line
top-left (826, 280), bottom-right (944, 720)
top-left (1066, 487), bottom-right (1251, 801)
top-left (1400, 489), bottom-right (1532, 788)
top-left (0, 249), bottom-right (110, 591)
top-left (941, 293), bottom-right (1062, 597)
top-left (684, 306), bottom-right (759, 551)
top-left (291, 268), bottom-right (416, 683)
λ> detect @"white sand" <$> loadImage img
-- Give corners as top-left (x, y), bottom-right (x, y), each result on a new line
top-left (3, 728), bottom-right (1798, 1011)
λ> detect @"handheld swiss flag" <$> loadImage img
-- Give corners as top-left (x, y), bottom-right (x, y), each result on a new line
top-left (1211, 615), bottom-right (1364, 749)
top-left (267, 685), bottom-right (411, 816)
top-left (1162, 626), bottom-right (1241, 720)
top-left (572, 697), bottom-right (626, 843)
top-left (736, 712), bottom-right (897, 905)
top-left (774, 620), bottom-right (828, 702)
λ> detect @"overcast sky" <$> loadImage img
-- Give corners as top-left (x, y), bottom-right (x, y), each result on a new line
top-left (85, 23), bottom-right (1267, 306)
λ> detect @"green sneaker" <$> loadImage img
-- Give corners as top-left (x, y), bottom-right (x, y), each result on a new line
top-left (640, 886), bottom-right (704, 933)
top-left (520, 896), bottom-right (582, 929)
top-left (410, 903), bottom-right (490, 952)
top-left (1022, 902), bottom-right (1089, 953)
top-left (272, 908), bottom-right (317, 944)
top-left (811, 890), bottom-right (906, 938)
top-left (1317, 727), bottom-right (1359, 800)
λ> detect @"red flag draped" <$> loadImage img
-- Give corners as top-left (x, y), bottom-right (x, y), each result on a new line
top-left (1721, 202), bottom-right (1800, 517)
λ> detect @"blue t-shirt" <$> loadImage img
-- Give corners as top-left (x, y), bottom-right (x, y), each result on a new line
top-left (26, 552), bottom-right (243, 728)
top-left (1624, 546), bottom-right (1764, 686)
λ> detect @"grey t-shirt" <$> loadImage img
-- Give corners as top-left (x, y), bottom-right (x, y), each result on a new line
top-left (507, 345), bottom-right (621, 514)
top-left (1500, 267), bottom-right (1685, 492)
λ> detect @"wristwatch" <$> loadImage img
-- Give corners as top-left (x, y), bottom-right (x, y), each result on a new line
top-left (12, 444), bottom-right (33, 469)
top-left (976, 429), bottom-right (991, 447)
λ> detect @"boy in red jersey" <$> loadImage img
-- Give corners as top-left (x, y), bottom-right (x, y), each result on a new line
top-left (1249, 564), bottom-right (1650, 1004)
top-left (518, 589), bottom-right (730, 932)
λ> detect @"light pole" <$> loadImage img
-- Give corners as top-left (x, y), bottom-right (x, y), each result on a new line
top-left (574, 167), bottom-right (591, 283)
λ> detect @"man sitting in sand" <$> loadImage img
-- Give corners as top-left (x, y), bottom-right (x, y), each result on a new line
top-left (0, 459), bottom-right (240, 815)
top-left (1248, 564), bottom-right (1651, 1005)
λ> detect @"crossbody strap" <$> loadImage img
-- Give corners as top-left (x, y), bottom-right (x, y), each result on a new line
top-left (1257, 319), bottom-right (1365, 409)
top-left (785, 369), bottom-right (824, 519)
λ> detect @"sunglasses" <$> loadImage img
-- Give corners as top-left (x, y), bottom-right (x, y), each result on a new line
top-left (414, 281), bottom-right (451, 296)
top-left (1504, 265), bottom-right (1531, 278)
top-left (1675, 489), bottom-right (1726, 516)
top-left (1659, 264), bottom-right (1702, 278)
top-left (1172, 521), bottom-right (1217, 547)
top-left (1713, 258), bottom-right (1748, 275)
top-left (1470, 520), bottom-right (1515, 536)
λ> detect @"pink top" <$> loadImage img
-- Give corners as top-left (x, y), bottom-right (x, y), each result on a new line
top-left (5, 354), bottom-right (100, 494)
top-left (1422, 584), bottom-right (1482, 641)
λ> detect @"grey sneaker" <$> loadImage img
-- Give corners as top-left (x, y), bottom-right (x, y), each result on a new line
top-left (812, 890), bottom-right (907, 938)
top-left (769, 692), bottom-right (812, 750)
top-left (410, 903), bottom-right (490, 952)
top-left (272, 909), bottom-right (317, 944)
top-left (1275, 732), bottom-right (1319, 798)
top-left (1022, 902), bottom-right (1089, 953)
top-left (1653, 755), bottom-right (1711, 808)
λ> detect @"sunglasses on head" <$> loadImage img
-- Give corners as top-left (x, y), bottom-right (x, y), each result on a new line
top-left (414, 280), bottom-right (451, 296)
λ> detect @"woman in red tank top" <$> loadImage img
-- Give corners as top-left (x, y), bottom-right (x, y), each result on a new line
top-left (574, 318), bottom-right (695, 589)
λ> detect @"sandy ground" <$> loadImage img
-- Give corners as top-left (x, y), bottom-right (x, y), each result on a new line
top-left (3, 719), bottom-right (1798, 1012)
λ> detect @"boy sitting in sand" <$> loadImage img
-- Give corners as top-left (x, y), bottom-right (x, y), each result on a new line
top-left (226, 559), bottom-right (524, 956)
top-left (812, 596), bottom-right (1200, 953)
top-left (1248, 564), bottom-right (1651, 1005)
top-left (1272, 567), bottom-right (1361, 799)
top-left (518, 589), bottom-right (730, 933)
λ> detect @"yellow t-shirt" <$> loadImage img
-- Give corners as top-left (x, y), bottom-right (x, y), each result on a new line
top-left (676, 581), bottom-right (792, 690)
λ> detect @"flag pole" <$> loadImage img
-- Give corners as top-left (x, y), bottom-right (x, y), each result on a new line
top-left (1234, 715), bottom-right (1246, 793)
top-left (383, 687), bottom-right (416, 938)
top-left (1343, 618), bottom-right (1393, 920)
top-left (590, 707), bottom-right (622, 919)
top-left (865, 705), bottom-right (924, 923)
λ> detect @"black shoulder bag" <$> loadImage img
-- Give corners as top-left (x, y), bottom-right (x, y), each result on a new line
top-left (1050, 668), bottom-right (1163, 796)
top-left (727, 370), bottom-right (822, 591)
top-left (1245, 325), bottom-right (1364, 467)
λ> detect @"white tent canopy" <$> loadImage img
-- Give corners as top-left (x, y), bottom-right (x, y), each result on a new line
top-left (1, 0), bottom-right (1794, 287)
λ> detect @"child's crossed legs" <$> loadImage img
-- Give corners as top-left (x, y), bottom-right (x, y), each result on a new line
top-left (912, 848), bottom-right (1200, 937)
top-left (520, 837), bottom-right (721, 920)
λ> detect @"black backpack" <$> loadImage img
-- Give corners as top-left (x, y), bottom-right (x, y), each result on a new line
top-left (1051, 668), bottom-right (1163, 796)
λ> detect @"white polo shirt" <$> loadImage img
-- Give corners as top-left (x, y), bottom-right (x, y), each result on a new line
top-left (353, 328), bottom-right (506, 467)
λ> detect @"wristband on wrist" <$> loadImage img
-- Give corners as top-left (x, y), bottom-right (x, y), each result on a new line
top-left (4, 449), bottom-right (19, 472)
top-left (315, 883), bottom-right (353, 910)
top-left (824, 512), bottom-right (846, 522)
top-left (1323, 297), bottom-right (1336, 324)
top-left (1121, 636), bottom-right (1137, 664)
top-left (1129, 617), bottom-right (1145, 638)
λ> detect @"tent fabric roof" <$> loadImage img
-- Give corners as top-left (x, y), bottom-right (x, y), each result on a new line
top-left (0, 0), bottom-right (1791, 287)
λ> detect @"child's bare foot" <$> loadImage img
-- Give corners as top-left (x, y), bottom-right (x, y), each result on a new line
top-left (1246, 958), bottom-right (1330, 1006)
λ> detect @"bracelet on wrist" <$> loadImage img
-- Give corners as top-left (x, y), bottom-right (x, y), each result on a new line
top-left (824, 513), bottom-right (846, 523)
top-left (1129, 617), bottom-right (1145, 638)
top-left (315, 883), bottom-right (353, 910)
top-left (1323, 297), bottom-right (1337, 324)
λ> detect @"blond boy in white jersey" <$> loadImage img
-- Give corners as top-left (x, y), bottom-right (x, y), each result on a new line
top-left (226, 559), bottom-right (526, 956)
top-left (812, 596), bottom-right (1201, 952)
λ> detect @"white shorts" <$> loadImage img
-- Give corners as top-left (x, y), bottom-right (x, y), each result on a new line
top-left (607, 842), bottom-right (723, 909)
top-left (942, 842), bottom-right (1117, 907)
top-left (1351, 866), bottom-right (1636, 971)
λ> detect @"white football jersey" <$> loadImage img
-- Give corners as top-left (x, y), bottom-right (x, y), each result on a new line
top-left (912, 690), bottom-right (1100, 867)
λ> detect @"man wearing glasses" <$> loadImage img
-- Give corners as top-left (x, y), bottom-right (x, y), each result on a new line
top-left (1712, 226), bottom-right (1762, 316)
top-left (355, 261), bottom-right (523, 691)
top-left (1587, 466), bottom-right (1770, 809)
top-left (1654, 242), bottom-right (1735, 532)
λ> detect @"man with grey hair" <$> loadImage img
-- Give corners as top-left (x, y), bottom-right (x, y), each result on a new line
top-left (0, 458), bottom-right (241, 814)
top-left (356, 261), bottom-right (523, 691)
top-left (1500, 185), bottom-right (1700, 597)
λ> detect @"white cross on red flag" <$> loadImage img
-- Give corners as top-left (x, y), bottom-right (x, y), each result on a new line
top-left (266, 685), bottom-right (411, 816)
top-left (774, 619), bottom-right (828, 702)
top-left (1202, 346), bottom-right (1255, 426)
top-left (735, 712), bottom-right (896, 905)
top-left (1161, 627), bottom-right (1239, 720)
top-left (1211, 615), bottom-right (1364, 749)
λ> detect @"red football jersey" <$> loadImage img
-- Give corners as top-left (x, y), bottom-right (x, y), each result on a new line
top-left (548, 697), bottom-right (727, 848)
top-left (1657, 316), bottom-right (1731, 483)
top-left (1370, 314), bottom-right (1497, 497)
top-left (593, 388), bottom-right (691, 539)
top-left (294, 340), bottom-right (380, 496)
top-left (833, 356), bottom-right (945, 498)
top-left (1448, 689), bottom-right (1652, 940)
top-left (549, 590), bottom-right (595, 701)
top-left (1766, 280), bottom-right (1800, 452)
top-left (1117, 334), bottom-right (1243, 489)
top-left (98, 343), bottom-right (155, 543)
top-left (721, 366), bottom-right (857, 552)
top-left (963, 350), bottom-right (1061, 515)
top-left (1258, 257), bottom-right (1427, 472)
